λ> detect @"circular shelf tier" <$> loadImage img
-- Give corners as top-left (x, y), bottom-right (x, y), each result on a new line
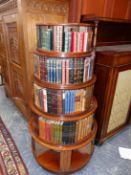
top-left (35, 49), bottom-right (94, 58)
top-left (34, 75), bottom-right (96, 90)
top-left (29, 119), bottom-right (97, 151)
top-left (30, 97), bottom-right (97, 121)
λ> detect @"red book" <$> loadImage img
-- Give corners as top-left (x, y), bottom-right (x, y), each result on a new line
top-left (71, 31), bottom-right (77, 52)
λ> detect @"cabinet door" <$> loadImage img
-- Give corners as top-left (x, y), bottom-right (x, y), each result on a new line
top-left (3, 14), bottom-right (26, 111)
top-left (107, 69), bottom-right (131, 133)
top-left (0, 22), bottom-right (11, 92)
top-left (0, 23), bottom-right (5, 57)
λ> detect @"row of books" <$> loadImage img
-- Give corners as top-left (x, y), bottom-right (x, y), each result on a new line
top-left (34, 53), bottom-right (95, 84)
top-left (38, 115), bottom-right (93, 144)
top-left (33, 84), bottom-right (93, 114)
top-left (37, 25), bottom-right (94, 52)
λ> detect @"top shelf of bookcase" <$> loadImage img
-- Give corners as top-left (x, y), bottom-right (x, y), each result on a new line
top-left (36, 23), bottom-right (97, 53)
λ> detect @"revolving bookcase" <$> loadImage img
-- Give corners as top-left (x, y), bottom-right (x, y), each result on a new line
top-left (29, 23), bottom-right (98, 174)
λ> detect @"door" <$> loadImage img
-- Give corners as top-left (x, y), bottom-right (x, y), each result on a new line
top-left (0, 21), bottom-right (11, 91)
top-left (3, 14), bottom-right (28, 116)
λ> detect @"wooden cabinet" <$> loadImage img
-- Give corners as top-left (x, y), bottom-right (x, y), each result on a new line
top-left (0, 0), bottom-right (69, 119)
top-left (29, 23), bottom-right (98, 174)
top-left (69, 0), bottom-right (131, 22)
top-left (81, 16), bottom-right (131, 144)
top-left (94, 48), bottom-right (131, 144)
top-left (81, 16), bottom-right (131, 46)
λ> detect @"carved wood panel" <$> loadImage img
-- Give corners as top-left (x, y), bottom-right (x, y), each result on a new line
top-left (2, 59), bottom-right (9, 85)
top-left (0, 0), bottom-right (17, 13)
top-left (11, 66), bottom-right (24, 99)
top-left (6, 22), bottom-right (20, 65)
top-left (0, 23), bottom-right (5, 57)
top-left (26, 0), bottom-right (69, 16)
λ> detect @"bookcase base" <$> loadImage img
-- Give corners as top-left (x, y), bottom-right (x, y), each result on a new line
top-left (31, 137), bottom-right (95, 174)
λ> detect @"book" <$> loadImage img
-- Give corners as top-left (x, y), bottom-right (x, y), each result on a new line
top-left (39, 117), bottom-right (46, 140)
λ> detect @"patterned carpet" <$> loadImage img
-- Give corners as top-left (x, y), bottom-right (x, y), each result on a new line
top-left (0, 86), bottom-right (131, 175)
top-left (0, 117), bottom-right (28, 175)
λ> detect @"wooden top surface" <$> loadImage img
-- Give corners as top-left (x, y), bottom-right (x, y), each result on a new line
top-left (96, 44), bottom-right (131, 53)
top-left (81, 15), bottom-right (131, 24)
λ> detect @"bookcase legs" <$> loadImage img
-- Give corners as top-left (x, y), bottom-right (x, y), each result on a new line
top-left (60, 150), bottom-right (72, 171)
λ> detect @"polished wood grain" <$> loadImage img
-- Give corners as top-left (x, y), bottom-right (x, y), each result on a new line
top-left (111, 0), bottom-right (129, 19)
top-left (81, 0), bottom-right (106, 17)
top-left (69, 0), bottom-right (131, 22)
top-left (94, 51), bottom-right (131, 144)
top-left (68, 0), bottom-right (82, 22)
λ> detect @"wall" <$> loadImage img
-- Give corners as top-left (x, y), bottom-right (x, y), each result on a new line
top-left (69, 0), bottom-right (131, 22)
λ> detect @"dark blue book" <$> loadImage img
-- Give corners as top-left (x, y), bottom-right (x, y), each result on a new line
top-left (50, 59), bottom-right (54, 82)
top-left (70, 90), bottom-right (74, 113)
top-left (68, 91), bottom-right (72, 113)
top-left (38, 88), bottom-right (42, 108)
top-left (69, 58), bottom-right (74, 83)
top-left (65, 91), bottom-right (68, 114)
top-left (47, 89), bottom-right (52, 113)
top-left (54, 59), bottom-right (57, 82)
top-left (62, 122), bottom-right (69, 144)
top-left (62, 90), bottom-right (65, 113)
top-left (57, 59), bottom-right (62, 83)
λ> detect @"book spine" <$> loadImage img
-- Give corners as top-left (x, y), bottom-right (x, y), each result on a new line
top-left (69, 58), bottom-right (74, 84)
top-left (83, 57), bottom-right (90, 82)
top-left (62, 60), bottom-right (66, 84)
top-left (87, 27), bottom-right (93, 51)
top-left (62, 90), bottom-right (65, 114)
top-left (51, 90), bottom-right (57, 114)
top-left (65, 60), bottom-right (69, 84)
top-left (39, 117), bottom-right (46, 140)
top-left (34, 54), bottom-right (40, 79)
top-left (57, 90), bottom-right (63, 114)
top-left (83, 32), bottom-right (88, 52)
top-left (57, 59), bottom-right (62, 83)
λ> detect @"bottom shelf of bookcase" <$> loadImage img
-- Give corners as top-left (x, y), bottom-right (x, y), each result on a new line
top-left (31, 120), bottom-right (97, 174)
top-left (36, 149), bottom-right (91, 174)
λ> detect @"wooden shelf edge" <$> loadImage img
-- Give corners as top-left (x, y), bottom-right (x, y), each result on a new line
top-left (29, 119), bottom-right (97, 151)
top-left (35, 49), bottom-right (94, 58)
top-left (29, 97), bottom-right (98, 121)
top-left (33, 75), bottom-right (96, 90)
top-left (36, 23), bottom-right (96, 27)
